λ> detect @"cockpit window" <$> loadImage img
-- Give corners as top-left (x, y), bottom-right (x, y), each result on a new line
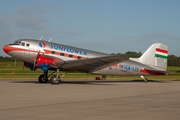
top-left (13, 41), bottom-right (20, 45)
top-left (14, 42), bottom-right (18, 44)
top-left (13, 41), bottom-right (29, 47)
top-left (13, 41), bottom-right (22, 45)
top-left (21, 42), bottom-right (25, 46)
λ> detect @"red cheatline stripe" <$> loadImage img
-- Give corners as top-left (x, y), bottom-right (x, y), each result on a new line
top-left (3, 46), bottom-right (25, 53)
top-left (81, 57), bottom-right (86, 59)
top-left (55, 52), bottom-right (60, 55)
top-left (44, 49), bottom-right (87, 60)
top-left (44, 49), bottom-right (52, 54)
top-left (73, 55), bottom-right (78, 59)
top-left (64, 53), bottom-right (69, 57)
top-left (140, 69), bottom-right (167, 75)
top-left (156, 48), bottom-right (168, 54)
top-left (4, 46), bottom-right (43, 54)
top-left (113, 64), bottom-right (118, 67)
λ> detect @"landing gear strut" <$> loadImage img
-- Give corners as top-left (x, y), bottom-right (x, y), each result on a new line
top-left (50, 69), bottom-right (67, 84)
top-left (140, 75), bottom-right (148, 83)
top-left (102, 75), bottom-right (107, 80)
top-left (50, 69), bottom-right (61, 84)
top-left (38, 69), bottom-right (67, 84)
top-left (38, 70), bottom-right (48, 83)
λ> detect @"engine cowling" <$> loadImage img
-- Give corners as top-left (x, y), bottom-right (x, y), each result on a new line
top-left (35, 54), bottom-right (62, 71)
top-left (24, 62), bottom-right (36, 71)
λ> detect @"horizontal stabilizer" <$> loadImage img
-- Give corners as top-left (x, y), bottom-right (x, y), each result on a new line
top-left (141, 68), bottom-right (178, 75)
top-left (54, 55), bottom-right (129, 72)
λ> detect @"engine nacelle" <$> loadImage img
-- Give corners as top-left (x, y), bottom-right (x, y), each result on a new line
top-left (36, 54), bottom-right (61, 71)
top-left (24, 62), bottom-right (37, 71)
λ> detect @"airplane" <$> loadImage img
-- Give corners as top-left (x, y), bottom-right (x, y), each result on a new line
top-left (3, 39), bottom-right (169, 84)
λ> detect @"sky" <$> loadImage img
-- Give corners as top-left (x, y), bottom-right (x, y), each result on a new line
top-left (0, 0), bottom-right (180, 57)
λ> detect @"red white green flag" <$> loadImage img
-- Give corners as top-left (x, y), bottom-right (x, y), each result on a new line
top-left (155, 48), bottom-right (168, 59)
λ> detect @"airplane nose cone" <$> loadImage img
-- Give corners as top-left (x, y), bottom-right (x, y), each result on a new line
top-left (3, 46), bottom-right (10, 53)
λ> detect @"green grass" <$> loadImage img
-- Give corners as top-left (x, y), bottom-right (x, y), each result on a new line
top-left (0, 62), bottom-right (24, 66)
top-left (0, 66), bottom-right (42, 72)
top-left (167, 66), bottom-right (180, 72)
top-left (0, 62), bottom-right (180, 81)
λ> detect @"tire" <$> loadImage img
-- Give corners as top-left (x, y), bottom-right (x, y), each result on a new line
top-left (38, 74), bottom-right (48, 83)
top-left (50, 75), bottom-right (61, 84)
top-left (144, 78), bottom-right (148, 83)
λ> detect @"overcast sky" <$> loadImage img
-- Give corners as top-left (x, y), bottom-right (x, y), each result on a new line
top-left (0, 0), bottom-right (180, 57)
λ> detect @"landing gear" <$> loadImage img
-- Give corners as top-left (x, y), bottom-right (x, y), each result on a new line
top-left (140, 75), bottom-right (148, 83)
top-left (50, 69), bottom-right (67, 84)
top-left (50, 69), bottom-right (60, 84)
top-left (50, 75), bottom-right (61, 84)
top-left (102, 75), bottom-right (107, 80)
top-left (38, 71), bottom-right (48, 83)
top-left (38, 69), bottom-right (67, 84)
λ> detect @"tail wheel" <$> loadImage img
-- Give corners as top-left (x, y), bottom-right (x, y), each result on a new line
top-left (50, 75), bottom-right (61, 84)
top-left (38, 74), bottom-right (48, 83)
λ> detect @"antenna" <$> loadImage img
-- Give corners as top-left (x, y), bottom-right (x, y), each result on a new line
top-left (48, 37), bottom-right (53, 42)
top-left (39, 35), bottom-right (43, 40)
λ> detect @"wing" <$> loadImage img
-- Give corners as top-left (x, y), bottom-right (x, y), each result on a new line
top-left (54, 55), bottom-right (129, 73)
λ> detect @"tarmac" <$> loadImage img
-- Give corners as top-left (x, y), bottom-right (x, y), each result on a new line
top-left (0, 80), bottom-right (180, 120)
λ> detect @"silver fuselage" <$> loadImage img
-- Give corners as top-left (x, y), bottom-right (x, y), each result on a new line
top-left (3, 39), bottom-right (164, 76)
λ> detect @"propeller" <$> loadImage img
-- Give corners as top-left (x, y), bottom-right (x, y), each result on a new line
top-left (33, 50), bottom-right (40, 71)
top-left (22, 62), bottom-right (25, 75)
top-left (14, 59), bottom-right (16, 66)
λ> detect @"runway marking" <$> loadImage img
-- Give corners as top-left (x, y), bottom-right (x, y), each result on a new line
top-left (16, 92), bottom-right (44, 94)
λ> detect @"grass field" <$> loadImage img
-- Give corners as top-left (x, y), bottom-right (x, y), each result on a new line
top-left (0, 62), bottom-right (180, 81)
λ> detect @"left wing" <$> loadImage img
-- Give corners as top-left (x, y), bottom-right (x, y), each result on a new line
top-left (54, 55), bottom-right (129, 73)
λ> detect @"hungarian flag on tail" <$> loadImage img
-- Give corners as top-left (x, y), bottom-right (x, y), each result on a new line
top-left (155, 48), bottom-right (168, 59)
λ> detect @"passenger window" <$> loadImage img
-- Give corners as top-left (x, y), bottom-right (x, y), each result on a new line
top-left (26, 44), bottom-right (30, 47)
top-left (78, 56), bottom-right (81, 59)
top-left (61, 53), bottom-right (64, 56)
top-left (52, 51), bottom-right (56, 54)
top-left (69, 55), bottom-right (73, 58)
top-left (22, 42), bottom-right (25, 46)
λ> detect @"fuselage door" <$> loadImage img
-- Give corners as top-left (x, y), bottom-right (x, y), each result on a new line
top-left (24, 43), bottom-right (30, 56)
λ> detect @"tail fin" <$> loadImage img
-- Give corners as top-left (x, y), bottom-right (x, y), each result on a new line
top-left (139, 43), bottom-right (168, 70)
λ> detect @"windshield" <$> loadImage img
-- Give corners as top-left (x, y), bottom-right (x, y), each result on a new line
top-left (14, 41), bottom-right (21, 45)
top-left (9, 41), bottom-right (22, 45)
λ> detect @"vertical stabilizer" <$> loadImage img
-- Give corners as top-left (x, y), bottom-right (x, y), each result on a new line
top-left (139, 43), bottom-right (168, 70)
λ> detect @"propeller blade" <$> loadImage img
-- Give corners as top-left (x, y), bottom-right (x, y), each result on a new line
top-left (33, 60), bottom-right (36, 71)
top-left (33, 50), bottom-right (40, 71)
top-left (22, 62), bottom-right (25, 75)
top-left (14, 59), bottom-right (16, 66)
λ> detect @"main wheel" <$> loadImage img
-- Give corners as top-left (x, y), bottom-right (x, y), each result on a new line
top-left (50, 75), bottom-right (61, 84)
top-left (38, 74), bottom-right (48, 83)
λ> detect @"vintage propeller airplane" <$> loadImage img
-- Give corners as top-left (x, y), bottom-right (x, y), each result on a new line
top-left (3, 39), bottom-right (169, 84)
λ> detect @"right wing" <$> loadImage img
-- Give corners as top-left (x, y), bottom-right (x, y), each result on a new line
top-left (54, 55), bottom-right (129, 73)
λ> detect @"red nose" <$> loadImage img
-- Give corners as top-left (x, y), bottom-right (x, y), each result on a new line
top-left (3, 46), bottom-right (10, 53)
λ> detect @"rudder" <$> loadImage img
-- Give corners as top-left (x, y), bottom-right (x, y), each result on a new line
top-left (139, 43), bottom-right (168, 70)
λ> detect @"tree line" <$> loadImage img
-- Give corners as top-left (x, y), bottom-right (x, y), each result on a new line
top-left (1, 51), bottom-right (180, 67)
top-left (111, 51), bottom-right (180, 67)
top-left (0, 56), bottom-right (21, 62)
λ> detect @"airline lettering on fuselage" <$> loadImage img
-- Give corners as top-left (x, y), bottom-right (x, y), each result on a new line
top-left (124, 65), bottom-right (139, 72)
top-left (50, 45), bottom-right (87, 56)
